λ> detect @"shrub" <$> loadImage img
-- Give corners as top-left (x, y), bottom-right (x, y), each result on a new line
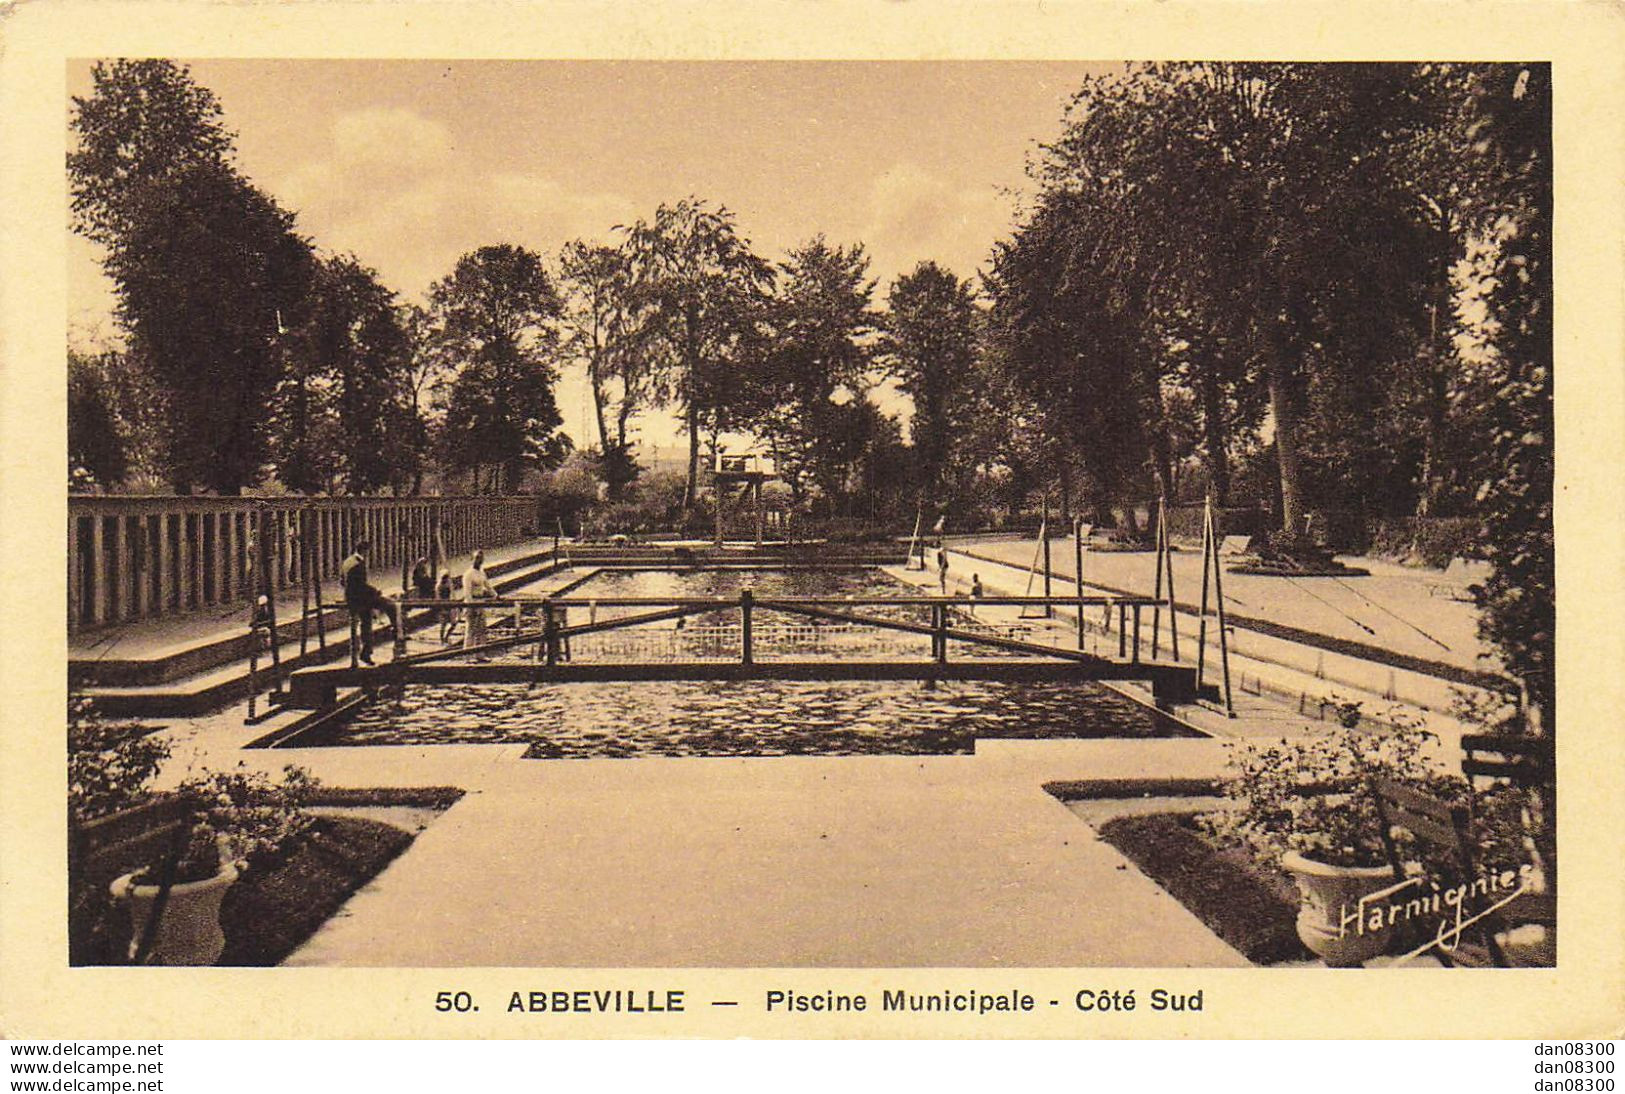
top-left (68, 694), bottom-right (169, 824)
top-left (170, 765), bottom-right (320, 880)
top-left (1202, 701), bottom-right (1443, 869)
top-left (69, 692), bottom-right (319, 884)
top-left (1366, 517), bottom-right (1484, 568)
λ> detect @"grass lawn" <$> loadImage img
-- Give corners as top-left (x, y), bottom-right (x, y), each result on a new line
top-left (216, 815), bottom-right (414, 965)
top-left (1095, 811), bottom-right (1312, 966)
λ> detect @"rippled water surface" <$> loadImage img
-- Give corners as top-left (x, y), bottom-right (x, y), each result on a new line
top-left (328, 566), bottom-right (1195, 757)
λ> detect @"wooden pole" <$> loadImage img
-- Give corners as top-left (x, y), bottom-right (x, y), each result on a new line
top-left (740, 588), bottom-right (754, 665)
top-left (1212, 506), bottom-right (1235, 717)
top-left (1162, 496), bottom-right (1180, 662)
top-left (715, 477), bottom-right (725, 547)
top-left (1041, 494), bottom-right (1053, 618)
top-left (1074, 518), bottom-right (1087, 650)
top-left (245, 516), bottom-right (260, 723)
top-left (1151, 498), bottom-right (1165, 659)
top-left (1197, 496), bottom-right (1213, 693)
top-left (312, 526), bottom-right (327, 653)
top-left (259, 507), bottom-right (283, 697)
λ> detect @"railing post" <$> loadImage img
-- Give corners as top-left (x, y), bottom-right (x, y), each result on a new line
top-left (1132, 604), bottom-right (1142, 664)
top-left (933, 603), bottom-right (948, 664)
top-left (543, 599), bottom-right (560, 667)
top-left (1118, 603), bottom-right (1127, 658)
top-left (89, 514), bottom-right (108, 626)
top-left (113, 514), bottom-right (132, 620)
top-left (740, 589), bottom-right (753, 665)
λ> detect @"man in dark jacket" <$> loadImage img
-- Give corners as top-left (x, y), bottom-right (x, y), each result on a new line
top-left (339, 539), bottom-right (400, 664)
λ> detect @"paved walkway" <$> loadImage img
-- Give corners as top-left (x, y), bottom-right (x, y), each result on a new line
top-left (261, 738), bottom-right (1245, 968)
top-left (951, 537), bottom-right (1497, 674)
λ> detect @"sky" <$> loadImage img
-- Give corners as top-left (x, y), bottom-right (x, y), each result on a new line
top-left (68, 59), bottom-right (1113, 458)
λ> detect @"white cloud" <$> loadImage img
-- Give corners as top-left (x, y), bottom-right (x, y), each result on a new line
top-left (860, 161), bottom-right (1013, 290)
top-left (264, 109), bottom-right (638, 301)
top-left (331, 108), bottom-right (453, 175)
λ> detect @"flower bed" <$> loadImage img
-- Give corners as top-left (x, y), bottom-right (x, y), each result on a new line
top-left (1096, 811), bottom-right (1311, 965)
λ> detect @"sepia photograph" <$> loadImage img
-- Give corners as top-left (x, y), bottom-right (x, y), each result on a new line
top-left (60, 56), bottom-right (1558, 973)
top-left (2, 0), bottom-right (1621, 1050)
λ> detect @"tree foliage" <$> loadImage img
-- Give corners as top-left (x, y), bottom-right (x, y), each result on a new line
top-left (558, 240), bottom-right (651, 497)
top-left (881, 261), bottom-right (979, 507)
top-left (426, 244), bottom-right (569, 493)
top-left (70, 60), bottom-right (315, 494)
top-left (274, 254), bottom-right (421, 494)
top-left (752, 237), bottom-right (879, 505)
top-left (621, 198), bottom-right (774, 510)
top-left (68, 351), bottom-right (129, 489)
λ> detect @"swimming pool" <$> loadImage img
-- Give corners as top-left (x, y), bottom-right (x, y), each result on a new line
top-left (319, 566), bottom-right (1199, 756)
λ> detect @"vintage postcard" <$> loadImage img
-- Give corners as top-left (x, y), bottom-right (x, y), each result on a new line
top-left (1, 0), bottom-right (1621, 1041)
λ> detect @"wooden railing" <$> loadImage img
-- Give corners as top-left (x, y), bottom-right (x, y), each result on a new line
top-left (68, 495), bottom-right (541, 633)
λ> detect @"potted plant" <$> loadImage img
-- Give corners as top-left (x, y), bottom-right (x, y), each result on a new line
top-left (69, 695), bottom-right (319, 965)
top-left (108, 812), bottom-right (240, 966)
top-left (106, 766), bottom-right (320, 965)
top-left (1203, 700), bottom-right (1445, 966)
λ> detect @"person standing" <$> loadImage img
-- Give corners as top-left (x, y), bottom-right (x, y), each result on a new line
top-left (463, 549), bottom-right (496, 655)
top-left (411, 556), bottom-right (436, 600)
top-left (936, 544), bottom-right (950, 594)
top-left (436, 569), bottom-right (456, 643)
top-left (339, 539), bottom-right (400, 665)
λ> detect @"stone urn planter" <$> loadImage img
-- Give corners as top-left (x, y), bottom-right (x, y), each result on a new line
top-left (1281, 851), bottom-right (1396, 967)
top-left (110, 861), bottom-right (239, 966)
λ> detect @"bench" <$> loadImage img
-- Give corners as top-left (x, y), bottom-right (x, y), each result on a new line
top-left (1370, 777), bottom-right (1513, 967)
top-left (1461, 733), bottom-right (1553, 789)
top-left (1370, 777), bottom-right (1556, 967)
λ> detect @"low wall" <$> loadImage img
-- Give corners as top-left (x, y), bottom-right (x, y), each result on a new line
top-left (68, 495), bottom-right (539, 633)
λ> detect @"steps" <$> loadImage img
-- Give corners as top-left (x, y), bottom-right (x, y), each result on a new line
top-left (77, 549), bottom-right (571, 717)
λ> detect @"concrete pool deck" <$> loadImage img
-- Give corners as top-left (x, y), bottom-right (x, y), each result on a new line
top-left (263, 736), bottom-right (1246, 967)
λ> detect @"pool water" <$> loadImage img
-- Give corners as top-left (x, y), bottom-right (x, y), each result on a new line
top-left (324, 566), bottom-right (1198, 757)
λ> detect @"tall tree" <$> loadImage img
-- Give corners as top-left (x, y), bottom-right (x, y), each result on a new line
top-left (986, 188), bottom-right (1156, 525)
top-left (1028, 64), bottom-right (1441, 537)
top-left (70, 60), bottom-right (314, 494)
top-left (68, 351), bottom-right (129, 489)
top-left (622, 199), bottom-right (774, 511)
top-left (880, 261), bottom-right (979, 507)
top-left (427, 244), bottom-right (569, 493)
top-left (1464, 65), bottom-right (1554, 729)
top-left (754, 237), bottom-right (878, 506)
top-left (277, 254), bottom-right (421, 494)
top-left (106, 161), bottom-right (314, 492)
top-left (557, 240), bottom-right (651, 497)
top-left (68, 59), bottom-right (236, 249)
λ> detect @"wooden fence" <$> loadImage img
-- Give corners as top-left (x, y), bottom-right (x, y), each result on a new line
top-left (68, 495), bottom-right (541, 633)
